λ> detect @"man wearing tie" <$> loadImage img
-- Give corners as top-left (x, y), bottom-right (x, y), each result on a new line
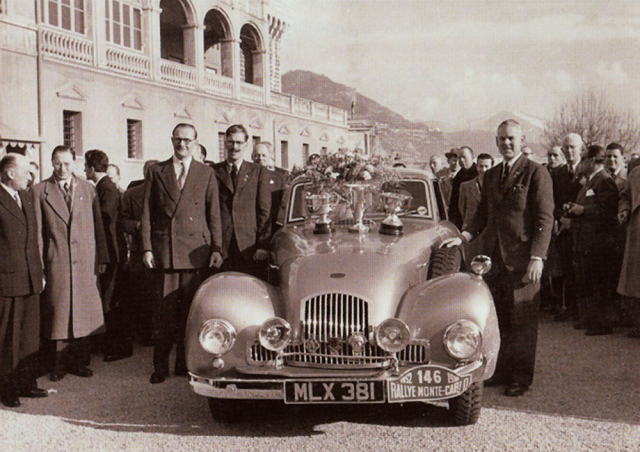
top-left (443, 120), bottom-right (554, 397)
top-left (0, 154), bottom-right (48, 407)
top-left (214, 124), bottom-right (271, 275)
top-left (141, 124), bottom-right (223, 384)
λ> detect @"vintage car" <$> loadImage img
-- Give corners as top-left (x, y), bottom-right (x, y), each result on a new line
top-left (185, 167), bottom-right (500, 425)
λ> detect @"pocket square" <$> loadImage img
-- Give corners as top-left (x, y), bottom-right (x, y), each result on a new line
top-left (270, 179), bottom-right (275, 185)
top-left (586, 189), bottom-right (595, 197)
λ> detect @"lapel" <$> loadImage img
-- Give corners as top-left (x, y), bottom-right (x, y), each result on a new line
top-left (500, 155), bottom-right (527, 195)
top-left (0, 186), bottom-right (26, 224)
top-left (43, 177), bottom-right (71, 224)
top-left (157, 159), bottom-right (180, 211)
top-left (216, 163), bottom-right (234, 194)
top-left (177, 160), bottom-right (201, 206)
top-left (236, 161), bottom-right (255, 194)
top-left (577, 170), bottom-right (603, 201)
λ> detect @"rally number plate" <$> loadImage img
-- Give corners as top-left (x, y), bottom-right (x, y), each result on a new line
top-left (284, 380), bottom-right (385, 404)
top-left (387, 365), bottom-right (472, 403)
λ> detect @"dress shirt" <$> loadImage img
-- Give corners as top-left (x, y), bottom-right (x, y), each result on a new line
top-left (0, 181), bottom-right (21, 208)
top-left (172, 155), bottom-right (193, 181)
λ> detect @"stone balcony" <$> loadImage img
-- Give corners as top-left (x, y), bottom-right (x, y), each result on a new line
top-left (38, 25), bottom-right (347, 126)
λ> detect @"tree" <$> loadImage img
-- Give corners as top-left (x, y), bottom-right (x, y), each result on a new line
top-left (542, 91), bottom-right (640, 153)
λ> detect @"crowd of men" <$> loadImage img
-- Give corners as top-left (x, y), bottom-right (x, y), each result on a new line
top-left (0, 124), bottom-right (287, 407)
top-left (441, 123), bottom-right (640, 398)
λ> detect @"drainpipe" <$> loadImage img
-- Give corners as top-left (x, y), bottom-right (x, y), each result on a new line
top-left (35, 0), bottom-right (44, 180)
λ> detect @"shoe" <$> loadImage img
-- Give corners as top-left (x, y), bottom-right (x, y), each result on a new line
top-left (150, 372), bottom-right (167, 384)
top-left (174, 361), bottom-right (188, 377)
top-left (104, 350), bottom-right (133, 363)
top-left (628, 329), bottom-right (640, 338)
top-left (68, 365), bottom-right (93, 378)
top-left (0, 393), bottom-right (20, 408)
top-left (49, 370), bottom-right (66, 382)
top-left (504, 383), bottom-right (529, 397)
top-left (554, 311), bottom-right (569, 322)
top-left (484, 376), bottom-right (507, 387)
top-left (573, 322), bottom-right (587, 330)
top-left (585, 327), bottom-right (613, 336)
top-left (19, 388), bottom-right (49, 398)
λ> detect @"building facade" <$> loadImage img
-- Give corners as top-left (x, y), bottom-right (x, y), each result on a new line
top-left (0, 0), bottom-right (349, 185)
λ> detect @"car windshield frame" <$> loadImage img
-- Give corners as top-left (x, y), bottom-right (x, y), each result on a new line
top-left (284, 177), bottom-right (434, 225)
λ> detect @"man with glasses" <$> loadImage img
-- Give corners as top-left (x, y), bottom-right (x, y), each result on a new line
top-left (141, 123), bottom-right (223, 384)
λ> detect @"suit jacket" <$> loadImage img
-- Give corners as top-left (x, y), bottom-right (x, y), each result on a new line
top-left (611, 168), bottom-right (627, 194)
top-left (141, 159), bottom-right (222, 270)
top-left (449, 164), bottom-right (478, 228)
top-left (0, 188), bottom-right (43, 297)
top-left (440, 170), bottom-right (457, 206)
top-left (95, 176), bottom-right (126, 264)
top-left (32, 176), bottom-right (109, 340)
top-left (619, 166), bottom-right (640, 216)
top-left (266, 167), bottom-right (288, 230)
top-left (571, 169), bottom-right (619, 253)
top-left (213, 160), bottom-right (271, 259)
top-left (458, 177), bottom-right (481, 231)
top-left (551, 163), bottom-right (585, 221)
top-left (120, 182), bottom-right (145, 259)
top-left (465, 156), bottom-right (554, 273)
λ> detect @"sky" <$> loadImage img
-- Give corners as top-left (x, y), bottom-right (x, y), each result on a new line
top-left (280, 0), bottom-right (640, 126)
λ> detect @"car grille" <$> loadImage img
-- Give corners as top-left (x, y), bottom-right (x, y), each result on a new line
top-left (302, 293), bottom-right (369, 341)
top-left (248, 342), bottom-right (429, 368)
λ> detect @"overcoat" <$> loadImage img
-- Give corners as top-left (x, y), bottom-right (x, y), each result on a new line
top-left (32, 176), bottom-right (109, 340)
top-left (618, 166), bottom-right (640, 298)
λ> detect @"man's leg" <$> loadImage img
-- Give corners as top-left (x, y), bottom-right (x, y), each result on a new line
top-left (174, 270), bottom-right (205, 376)
top-left (151, 271), bottom-right (180, 383)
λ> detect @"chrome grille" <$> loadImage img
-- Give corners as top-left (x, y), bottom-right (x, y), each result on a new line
top-left (303, 294), bottom-right (369, 341)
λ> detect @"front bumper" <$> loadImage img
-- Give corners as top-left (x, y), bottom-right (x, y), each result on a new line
top-left (189, 358), bottom-right (484, 402)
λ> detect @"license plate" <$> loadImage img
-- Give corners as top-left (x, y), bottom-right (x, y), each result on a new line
top-left (284, 380), bottom-right (385, 404)
top-left (387, 365), bottom-right (472, 403)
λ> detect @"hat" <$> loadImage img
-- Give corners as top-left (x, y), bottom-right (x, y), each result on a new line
top-left (445, 149), bottom-right (458, 159)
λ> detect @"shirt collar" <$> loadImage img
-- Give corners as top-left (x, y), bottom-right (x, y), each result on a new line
top-left (504, 152), bottom-right (522, 168)
top-left (227, 159), bottom-right (244, 172)
top-left (0, 181), bottom-right (18, 199)
top-left (173, 155), bottom-right (193, 173)
top-left (589, 166), bottom-right (604, 180)
top-left (570, 159), bottom-right (581, 173)
top-left (55, 175), bottom-right (74, 190)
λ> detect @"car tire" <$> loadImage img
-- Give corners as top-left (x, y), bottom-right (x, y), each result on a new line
top-left (208, 398), bottom-right (250, 423)
top-left (448, 381), bottom-right (483, 425)
top-left (427, 246), bottom-right (462, 279)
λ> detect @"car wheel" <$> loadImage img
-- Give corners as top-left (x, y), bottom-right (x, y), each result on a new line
top-left (208, 398), bottom-right (251, 423)
top-left (427, 246), bottom-right (462, 279)
top-left (448, 381), bottom-right (483, 425)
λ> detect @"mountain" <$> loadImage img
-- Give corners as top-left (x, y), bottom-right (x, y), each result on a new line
top-left (281, 70), bottom-right (424, 130)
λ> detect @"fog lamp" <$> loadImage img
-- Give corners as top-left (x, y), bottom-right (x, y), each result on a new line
top-left (470, 255), bottom-right (492, 276)
top-left (199, 319), bottom-right (236, 356)
top-left (259, 317), bottom-right (292, 352)
top-left (375, 318), bottom-right (410, 353)
top-left (444, 320), bottom-right (482, 360)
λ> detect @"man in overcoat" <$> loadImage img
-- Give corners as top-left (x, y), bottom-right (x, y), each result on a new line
top-left (444, 120), bottom-right (554, 397)
top-left (141, 124), bottom-right (223, 384)
top-left (32, 146), bottom-right (109, 381)
top-left (214, 124), bottom-right (271, 275)
top-left (0, 154), bottom-right (48, 407)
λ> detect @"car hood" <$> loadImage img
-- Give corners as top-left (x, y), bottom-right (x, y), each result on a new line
top-left (272, 220), bottom-right (451, 325)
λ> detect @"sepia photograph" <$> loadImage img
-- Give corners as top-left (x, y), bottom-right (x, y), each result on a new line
top-left (0, 0), bottom-right (638, 450)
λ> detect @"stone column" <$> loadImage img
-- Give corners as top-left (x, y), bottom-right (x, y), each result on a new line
top-left (183, 22), bottom-right (205, 89)
top-left (92, 0), bottom-right (108, 67)
top-left (145, 4), bottom-right (162, 80)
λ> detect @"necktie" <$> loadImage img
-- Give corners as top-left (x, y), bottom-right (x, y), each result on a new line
top-left (63, 182), bottom-right (71, 210)
top-left (178, 162), bottom-right (187, 190)
top-left (501, 163), bottom-right (510, 186)
top-left (230, 164), bottom-right (238, 189)
top-left (13, 192), bottom-right (22, 210)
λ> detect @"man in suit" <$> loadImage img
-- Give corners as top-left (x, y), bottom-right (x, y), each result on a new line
top-left (214, 124), bottom-right (271, 275)
top-left (566, 145), bottom-right (619, 336)
top-left (458, 153), bottom-right (494, 230)
top-left (546, 146), bottom-right (566, 172)
top-left (448, 146), bottom-right (478, 229)
top-left (141, 123), bottom-right (223, 384)
top-left (121, 160), bottom-right (158, 346)
top-left (551, 133), bottom-right (586, 323)
top-left (605, 143), bottom-right (628, 193)
top-left (429, 154), bottom-right (448, 178)
top-left (444, 119), bottom-right (554, 397)
top-left (84, 150), bottom-right (130, 362)
top-left (32, 146), bottom-right (109, 381)
top-left (440, 149), bottom-right (460, 206)
top-left (252, 141), bottom-right (288, 230)
top-left (0, 154), bottom-right (48, 407)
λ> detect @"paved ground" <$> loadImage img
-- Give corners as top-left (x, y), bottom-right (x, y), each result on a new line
top-left (1, 315), bottom-right (639, 451)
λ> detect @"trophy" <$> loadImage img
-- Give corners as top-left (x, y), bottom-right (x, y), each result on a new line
top-left (305, 191), bottom-right (340, 234)
top-left (379, 192), bottom-right (412, 236)
top-left (345, 183), bottom-right (372, 233)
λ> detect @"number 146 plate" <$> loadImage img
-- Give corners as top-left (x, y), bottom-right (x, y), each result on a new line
top-left (284, 380), bottom-right (384, 404)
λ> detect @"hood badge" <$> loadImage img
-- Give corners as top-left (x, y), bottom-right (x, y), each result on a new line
top-left (305, 338), bottom-right (320, 353)
top-left (330, 273), bottom-right (346, 279)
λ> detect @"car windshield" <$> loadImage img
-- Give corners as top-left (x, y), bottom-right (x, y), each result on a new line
top-left (285, 179), bottom-right (432, 224)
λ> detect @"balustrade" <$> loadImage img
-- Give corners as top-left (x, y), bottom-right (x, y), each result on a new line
top-left (293, 97), bottom-right (312, 116)
top-left (270, 91), bottom-right (291, 111)
top-left (313, 103), bottom-right (329, 120)
top-left (40, 28), bottom-right (93, 65)
top-left (106, 46), bottom-right (150, 77)
top-left (160, 60), bottom-right (196, 89)
top-left (203, 71), bottom-right (234, 98)
top-left (239, 82), bottom-right (264, 104)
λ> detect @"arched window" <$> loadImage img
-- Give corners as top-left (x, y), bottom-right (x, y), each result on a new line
top-left (159, 0), bottom-right (190, 64)
top-left (239, 24), bottom-right (263, 86)
top-left (203, 10), bottom-right (232, 77)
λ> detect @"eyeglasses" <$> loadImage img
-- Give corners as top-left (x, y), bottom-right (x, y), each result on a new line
top-left (172, 137), bottom-right (194, 144)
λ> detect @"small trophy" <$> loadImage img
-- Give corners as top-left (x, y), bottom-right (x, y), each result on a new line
top-left (305, 191), bottom-right (340, 234)
top-left (379, 192), bottom-right (412, 236)
top-left (345, 183), bottom-right (372, 233)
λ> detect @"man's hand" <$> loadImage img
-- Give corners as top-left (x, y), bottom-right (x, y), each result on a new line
top-left (557, 217), bottom-right (571, 235)
top-left (441, 237), bottom-right (463, 248)
top-left (98, 264), bottom-right (107, 275)
top-left (618, 210), bottom-right (629, 224)
top-left (143, 251), bottom-right (155, 269)
top-left (210, 251), bottom-right (223, 268)
top-left (253, 249), bottom-right (269, 261)
top-left (522, 259), bottom-right (544, 285)
top-left (567, 204), bottom-right (585, 216)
